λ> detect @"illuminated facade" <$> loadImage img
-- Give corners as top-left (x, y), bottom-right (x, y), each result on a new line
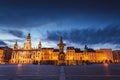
top-left (65, 47), bottom-right (113, 65)
top-left (0, 47), bottom-right (12, 63)
top-left (112, 50), bottom-right (120, 63)
top-left (11, 33), bottom-right (41, 64)
top-left (10, 33), bottom-right (113, 65)
top-left (0, 49), bottom-right (4, 63)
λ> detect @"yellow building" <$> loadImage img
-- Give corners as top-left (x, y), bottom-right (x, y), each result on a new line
top-left (65, 47), bottom-right (113, 65)
top-left (0, 49), bottom-right (4, 63)
top-left (11, 33), bottom-right (41, 64)
top-left (10, 33), bottom-right (113, 65)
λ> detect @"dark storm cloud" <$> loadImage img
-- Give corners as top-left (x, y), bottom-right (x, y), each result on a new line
top-left (4, 30), bottom-right (25, 38)
top-left (0, 40), bottom-right (7, 45)
top-left (0, 0), bottom-right (61, 28)
top-left (4, 39), bottom-right (24, 43)
top-left (46, 25), bottom-right (120, 45)
top-left (0, 0), bottom-right (120, 28)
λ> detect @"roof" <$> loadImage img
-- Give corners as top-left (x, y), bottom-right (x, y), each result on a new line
top-left (0, 46), bottom-right (12, 50)
top-left (85, 48), bottom-right (96, 52)
top-left (67, 46), bottom-right (74, 50)
top-left (42, 48), bottom-right (54, 50)
top-left (75, 48), bottom-right (83, 53)
top-left (53, 49), bottom-right (59, 52)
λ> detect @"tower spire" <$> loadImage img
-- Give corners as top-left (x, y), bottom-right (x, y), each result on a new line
top-left (27, 33), bottom-right (31, 40)
top-left (15, 40), bottom-right (17, 44)
top-left (60, 36), bottom-right (63, 43)
top-left (24, 33), bottom-right (31, 50)
top-left (14, 40), bottom-right (18, 49)
top-left (57, 36), bottom-right (66, 53)
top-left (38, 41), bottom-right (42, 49)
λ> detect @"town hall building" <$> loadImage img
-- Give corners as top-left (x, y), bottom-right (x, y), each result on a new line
top-left (10, 33), bottom-right (113, 65)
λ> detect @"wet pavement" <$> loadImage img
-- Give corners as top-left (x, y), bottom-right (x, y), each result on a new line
top-left (65, 64), bottom-right (120, 80)
top-left (0, 64), bottom-right (120, 80)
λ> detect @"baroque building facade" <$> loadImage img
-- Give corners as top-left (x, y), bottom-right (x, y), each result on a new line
top-left (0, 49), bottom-right (4, 63)
top-left (0, 46), bottom-right (12, 63)
top-left (10, 33), bottom-right (113, 65)
top-left (112, 50), bottom-right (120, 63)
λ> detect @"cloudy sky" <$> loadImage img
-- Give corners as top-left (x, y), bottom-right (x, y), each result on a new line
top-left (0, 0), bottom-right (120, 50)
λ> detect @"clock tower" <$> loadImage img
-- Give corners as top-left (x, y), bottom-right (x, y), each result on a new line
top-left (57, 36), bottom-right (66, 65)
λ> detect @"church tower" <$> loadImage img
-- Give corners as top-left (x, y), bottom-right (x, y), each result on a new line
top-left (57, 36), bottom-right (66, 53)
top-left (14, 41), bottom-right (18, 50)
top-left (57, 36), bottom-right (66, 65)
top-left (38, 41), bottom-right (42, 49)
top-left (84, 45), bottom-right (88, 51)
top-left (24, 33), bottom-right (32, 50)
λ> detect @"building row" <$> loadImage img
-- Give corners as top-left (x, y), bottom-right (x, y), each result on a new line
top-left (0, 33), bottom-right (120, 65)
top-left (0, 46), bottom-right (12, 63)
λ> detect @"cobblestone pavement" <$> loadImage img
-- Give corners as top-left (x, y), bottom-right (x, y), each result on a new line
top-left (64, 64), bottom-right (120, 80)
top-left (0, 64), bottom-right (120, 80)
top-left (0, 65), bottom-right (60, 80)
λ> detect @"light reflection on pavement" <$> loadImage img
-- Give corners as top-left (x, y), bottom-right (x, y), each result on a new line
top-left (0, 64), bottom-right (120, 80)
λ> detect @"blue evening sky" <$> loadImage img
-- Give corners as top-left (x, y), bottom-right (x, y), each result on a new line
top-left (0, 0), bottom-right (120, 50)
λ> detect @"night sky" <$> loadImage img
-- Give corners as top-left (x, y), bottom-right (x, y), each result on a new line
top-left (0, 0), bottom-right (120, 50)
